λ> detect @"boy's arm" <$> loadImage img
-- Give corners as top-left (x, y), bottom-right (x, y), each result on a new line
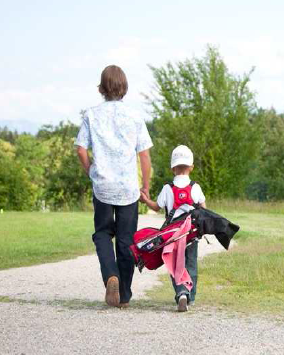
top-left (140, 191), bottom-right (161, 212)
top-left (139, 149), bottom-right (151, 198)
top-left (199, 201), bottom-right (206, 208)
top-left (77, 146), bottom-right (91, 175)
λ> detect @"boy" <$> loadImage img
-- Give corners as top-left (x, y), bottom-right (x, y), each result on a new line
top-left (140, 145), bottom-right (206, 312)
top-left (75, 65), bottom-right (153, 308)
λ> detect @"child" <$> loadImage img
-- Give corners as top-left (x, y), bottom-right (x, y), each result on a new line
top-left (140, 145), bottom-right (206, 312)
top-left (75, 65), bottom-right (153, 308)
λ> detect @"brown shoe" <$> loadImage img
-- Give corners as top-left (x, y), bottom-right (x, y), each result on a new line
top-left (119, 302), bottom-right (129, 309)
top-left (105, 276), bottom-right (120, 307)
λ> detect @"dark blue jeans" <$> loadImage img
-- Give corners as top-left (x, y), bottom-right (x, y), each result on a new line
top-left (92, 196), bottom-right (138, 303)
top-left (171, 240), bottom-right (198, 304)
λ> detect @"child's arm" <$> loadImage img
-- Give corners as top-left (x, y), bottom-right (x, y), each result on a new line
top-left (199, 201), bottom-right (206, 208)
top-left (140, 191), bottom-right (161, 212)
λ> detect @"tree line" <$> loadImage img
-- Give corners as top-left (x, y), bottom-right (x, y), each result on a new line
top-left (0, 47), bottom-right (284, 211)
top-left (0, 121), bottom-right (92, 211)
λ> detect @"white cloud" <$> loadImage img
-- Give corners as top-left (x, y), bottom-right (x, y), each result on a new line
top-left (0, 84), bottom-right (102, 128)
top-left (222, 36), bottom-right (284, 77)
top-left (51, 55), bottom-right (102, 72)
top-left (219, 36), bottom-right (284, 110)
top-left (1, 35), bottom-right (284, 134)
top-left (105, 38), bottom-right (142, 66)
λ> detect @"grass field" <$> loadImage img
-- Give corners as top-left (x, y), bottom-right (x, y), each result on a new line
top-left (0, 212), bottom-right (94, 269)
top-left (1, 205), bottom-right (284, 315)
top-left (207, 199), bottom-right (284, 214)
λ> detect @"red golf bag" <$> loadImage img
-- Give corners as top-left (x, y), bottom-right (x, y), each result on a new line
top-left (129, 214), bottom-right (198, 272)
top-left (130, 181), bottom-right (199, 272)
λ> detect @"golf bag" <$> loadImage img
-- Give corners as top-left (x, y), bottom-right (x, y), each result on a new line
top-left (129, 181), bottom-right (240, 272)
top-left (129, 181), bottom-right (199, 272)
top-left (129, 213), bottom-right (198, 272)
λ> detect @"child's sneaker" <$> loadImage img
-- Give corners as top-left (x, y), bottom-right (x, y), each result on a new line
top-left (178, 294), bottom-right (188, 312)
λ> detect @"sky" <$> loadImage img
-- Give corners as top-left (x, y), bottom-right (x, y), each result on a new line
top-left (1, 0), bottom-right (284, 133)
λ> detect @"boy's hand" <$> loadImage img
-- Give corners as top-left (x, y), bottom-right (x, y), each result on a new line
top-left (139, 190), bottom-right (160, 212)
top-left (140, 190), bottom-right (148, 203)
top-left (140, 187), bottom-right (150, 199)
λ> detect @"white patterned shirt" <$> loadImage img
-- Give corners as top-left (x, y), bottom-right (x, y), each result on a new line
top-left (75, 100), bottom-right (153, 205)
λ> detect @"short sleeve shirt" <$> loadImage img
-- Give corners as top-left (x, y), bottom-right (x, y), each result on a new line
top-left (157, 175), bottom-right (205, 218)
top-left (75, 101), bottom-right (153, 205)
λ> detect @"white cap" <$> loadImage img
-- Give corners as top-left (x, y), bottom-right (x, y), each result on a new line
top-left (171, 145), bottom-right (194, 168)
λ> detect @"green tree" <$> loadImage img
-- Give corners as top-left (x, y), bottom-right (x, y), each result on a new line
top-left (0, 126), bottom-right (19, 144)
top-left (39, 121), bottom-right (92, 210)
top-left (147, 46), bottom-right (260, 199)
top-left (0, 139), bottom-right (36, 210)
top-left (14, 134), bottom-right (48, 206)
top-left (248, 109), bottom-right (284, 201)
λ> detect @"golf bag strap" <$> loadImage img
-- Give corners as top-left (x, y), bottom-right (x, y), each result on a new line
top-left (167, 180), bottom-right (195, 190)
top-left (161, 208), bottom-right (176, 229)
top-left (165, 180), bottom-right (196, 218)
top-left (166, 208), bottom-right (176, 224)
top-left (162, 181), bottom-right (197, 229)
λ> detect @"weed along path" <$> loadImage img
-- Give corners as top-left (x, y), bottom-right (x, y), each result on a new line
top-left (1, 214), bottom-right (284, 355)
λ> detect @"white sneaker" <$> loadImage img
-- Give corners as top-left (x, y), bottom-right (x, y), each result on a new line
top-left (178, 294), bottom-right (188, 312)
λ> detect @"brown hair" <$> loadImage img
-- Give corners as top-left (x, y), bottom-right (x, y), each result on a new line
top-left (99, 65), bottom-right (128, 101)
top-left (172, 165), bottom-right (193, 175)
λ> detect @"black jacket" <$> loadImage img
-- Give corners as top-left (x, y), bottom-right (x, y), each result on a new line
top-left (162, 206), bottom-right (240, 250)
top-left (191, 207), bottom-right (240, 250)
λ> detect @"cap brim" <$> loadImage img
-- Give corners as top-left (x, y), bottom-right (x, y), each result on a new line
top-left (171, 158), bottom-right (193, 168)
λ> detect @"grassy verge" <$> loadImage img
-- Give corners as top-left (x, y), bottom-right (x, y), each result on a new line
top-left (0, 212), bottom-right (94, 270)
top-left (1, 207), bottom-right (284, 315)
top-left (147, 211), bottom-right (284, 315)
top-left (207, 199), bottom-right (284, 214)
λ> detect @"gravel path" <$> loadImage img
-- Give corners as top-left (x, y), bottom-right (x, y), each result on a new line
top-left (1, 214), bottom-right (283, 354)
